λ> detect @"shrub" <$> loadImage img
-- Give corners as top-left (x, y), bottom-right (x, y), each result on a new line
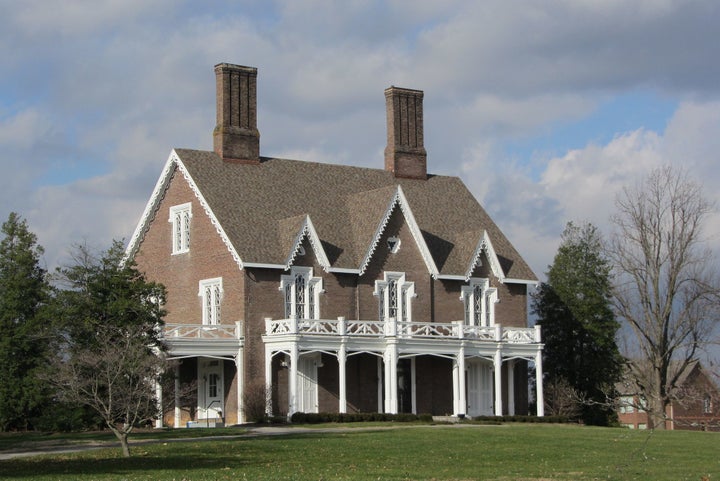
top-left (242, 380), bottom-right (270, 423)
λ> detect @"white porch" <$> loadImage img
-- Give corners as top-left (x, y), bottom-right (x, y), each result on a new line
top-left (262, 317), bottom-right (544, 418)
top-left (161, 322), bottom-right (245, 427)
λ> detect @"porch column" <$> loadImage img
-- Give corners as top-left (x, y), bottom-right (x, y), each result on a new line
top-left (384, 341), bottom-right (398, 414)
top-left (235, 349), bottom-right (244, 424)
top-left (174, 365), bottom-right (181, 428)
top-left (338, 346), bottom-right (347, 413)
top-left (535, 349), bottom-right (544, 417)
top-left (264, 347), bottom-right (273, 416)
top-left (456, 346), bottom-right (466, 416)
top-left (289, 342), bottom-right (299, 417)
top-left (507, 359), bottom-right (515, 416)
top-left (493, 347), bottom-right (503, 416)
top-left (452, 358), bottom-right (459, 415)
top-left (155, 377), bottom-right (163, 428)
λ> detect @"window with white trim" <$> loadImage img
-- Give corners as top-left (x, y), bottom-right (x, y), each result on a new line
top-left (460, 278), bottom-right (497, 326)
top-left (169, 203), bottom-right (191, 254)
top-left (279, 267), bottom-right (323, 319)
top-left (199, 278), bottom-right (222, 325)
top-left (374, 272), bottom-right (415, 322)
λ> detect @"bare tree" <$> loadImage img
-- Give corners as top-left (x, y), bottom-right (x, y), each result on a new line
top-left (543, 377), bottom-right (584, 419)
top-left (609, 165), bottom-right (720, 429)
top-left (50, 323), bottom-right (165, 457)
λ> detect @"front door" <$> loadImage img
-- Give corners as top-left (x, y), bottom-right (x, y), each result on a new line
top-left (467, 361), bottom-right (493, 416)
top-left (397, 358), bottom-right (413, 413)
top-left (198, 359), bottom-right (224, 419)
top-left (297, 355), bottom-right (319, 413)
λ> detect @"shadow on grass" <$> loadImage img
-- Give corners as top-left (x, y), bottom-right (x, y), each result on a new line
top-left (0, 432), bottom-right (355, 479)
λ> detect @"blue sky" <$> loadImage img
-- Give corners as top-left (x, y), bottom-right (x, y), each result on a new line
top-left (1, 0), bottom-right (720, 280)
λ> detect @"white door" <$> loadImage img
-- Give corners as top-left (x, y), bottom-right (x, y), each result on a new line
top-left (296, 355), bottom-right (319, 413)
top-left (467, 362), bottom-right (493, 416)
top-left (198, 359), bottom-right (224, 419)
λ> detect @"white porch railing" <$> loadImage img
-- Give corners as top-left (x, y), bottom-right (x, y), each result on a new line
top-left (264, 317), bottom-right (540, 344)
top-left (163, 322), bottom-right (242, 340)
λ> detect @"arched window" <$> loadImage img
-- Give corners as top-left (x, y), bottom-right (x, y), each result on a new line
top-left (460, 278), bottom-right (497, 326)
top-left (280, 267), bottom-right (323, 319)
top-left (169, 203), bottom-right (191, 254)
top-left (199, 277), bottom-right (222, 325)
top-left (374, 272), bottom-right (415, 322)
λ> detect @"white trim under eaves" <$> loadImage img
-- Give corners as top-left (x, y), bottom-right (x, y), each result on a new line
top-left (243, 262), bottom-right (287, 270)
top-left (435, 274), bottom-right (467, 281)
top-left (327, 267), bottom-right (361, 274)
top-left (502, 278), bottom-right (539, 286)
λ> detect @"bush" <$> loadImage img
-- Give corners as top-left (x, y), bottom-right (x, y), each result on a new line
top-left (289, 412), bottom-right (432, 424)
top-left (242, 380), bottom-right (270, 423)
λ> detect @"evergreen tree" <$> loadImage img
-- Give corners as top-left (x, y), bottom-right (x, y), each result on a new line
top-left (533, 222), bottom-right (622, 425)
top-left (0, 213), bottom-right (50, 431)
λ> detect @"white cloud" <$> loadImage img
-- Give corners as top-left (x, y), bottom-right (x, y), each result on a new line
top-left (1, 0), bottom-right (720, 277)
top-left (472, 100), bottom-right (720, 279)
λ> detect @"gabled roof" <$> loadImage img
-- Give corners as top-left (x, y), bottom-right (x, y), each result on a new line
top-left (127, 148), bottom-right (537, 282)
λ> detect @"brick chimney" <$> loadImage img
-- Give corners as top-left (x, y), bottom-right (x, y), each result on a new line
top-left (384, 86), bottom-right (427, 180)
top-left (213, 63), bottom-right (260, 163)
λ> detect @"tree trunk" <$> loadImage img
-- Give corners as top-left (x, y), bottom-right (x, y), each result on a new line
top-left (120, 432), bottom-right (131, 457)
top-left (109, 426), bottom-right (132, 457)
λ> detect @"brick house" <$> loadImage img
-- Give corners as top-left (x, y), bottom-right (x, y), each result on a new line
top-left (126, 63), bottom-right (542, 427)
top-left (617, 360), bottom-right (720, 431)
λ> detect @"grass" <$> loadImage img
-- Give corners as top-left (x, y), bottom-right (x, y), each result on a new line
top-left (0, 423), bottom-right (718, 480)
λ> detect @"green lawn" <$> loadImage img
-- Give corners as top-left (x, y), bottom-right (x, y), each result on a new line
top-left (1, 424), bottom-right (718, 480)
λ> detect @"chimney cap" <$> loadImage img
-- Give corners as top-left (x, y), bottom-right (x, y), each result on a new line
top-left (384, 86), bottom-right (424, 96)
top-left (214, 62), bottom-right (257, 73)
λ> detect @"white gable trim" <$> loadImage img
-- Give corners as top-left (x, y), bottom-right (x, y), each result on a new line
top-left (358, 185), bottom-right (439, 277)
top-left (124, 149), bottom-right (245, 271)
top-left (284, 215), bottom-right (331, 271)
top-left (465, 230), bottom-right (505, 282)
top-left (125, 152), bottom-right (177, 262)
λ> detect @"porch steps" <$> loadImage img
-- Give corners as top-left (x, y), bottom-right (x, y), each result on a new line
top-left (187, 419), bottom-right (225, 428)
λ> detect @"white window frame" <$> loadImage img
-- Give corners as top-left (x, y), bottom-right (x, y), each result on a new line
top-left (199, 277), bottom-right (223, 325)
top-left (460, 278), bottom-right (497, 327)
top-left (374, 272), bottom-right (415, 323)
top-left (169, 202), bottom-right (192, 254)
top-left (279, 267), bottom-right (323, 319)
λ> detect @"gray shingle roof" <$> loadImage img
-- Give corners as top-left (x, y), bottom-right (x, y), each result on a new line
top-left (174, 148), bottom-right (536, 281)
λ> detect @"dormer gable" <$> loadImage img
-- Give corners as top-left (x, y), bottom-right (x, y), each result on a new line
top-left (282, 215), bottom-right (330, 271)
top-left (358, 185), bottom-right (439, 277)
top-left (465, 230), bottom-right (505, 282)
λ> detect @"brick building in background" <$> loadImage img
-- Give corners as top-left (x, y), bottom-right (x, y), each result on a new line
top-left (617, 360), bottom-right (720, 431)
top-left (126, 63), bottom-right (542, 427)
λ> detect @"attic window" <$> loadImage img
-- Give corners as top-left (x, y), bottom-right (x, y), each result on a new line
top-left (169, 203), bottom-right (192, 254)
top-left (387, 236), bottom-right (401, 253)
top-left (297, 245), bottom-right (306, 256)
